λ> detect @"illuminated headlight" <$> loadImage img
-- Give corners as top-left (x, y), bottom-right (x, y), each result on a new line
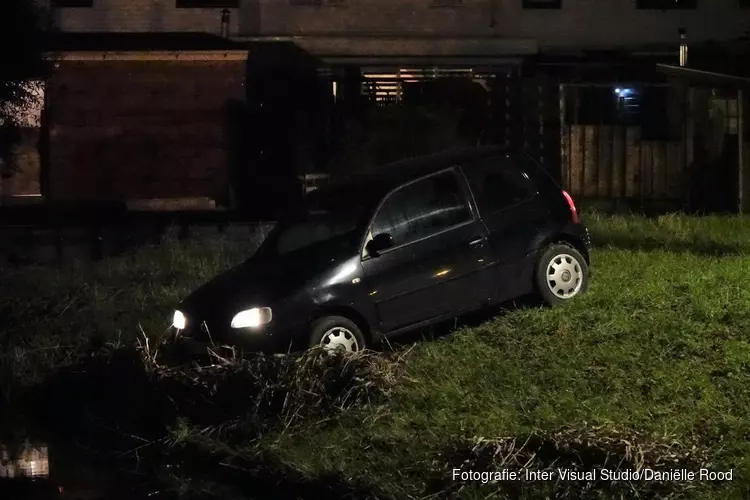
top-left (172, 310), bottom-right (186, 330)
top-left (231, 307), bottom-right (272, 329)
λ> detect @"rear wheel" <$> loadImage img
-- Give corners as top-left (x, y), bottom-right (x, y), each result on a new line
top-left (535, 243), bottom-right (589, 306)
top-left (309, 316), bottom-right (366, 353)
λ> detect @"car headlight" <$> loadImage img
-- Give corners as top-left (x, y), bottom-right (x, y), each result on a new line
top-left (172, 310), bottom-right (186, 330)
top-left (231, 307), bottom-right (272, 329)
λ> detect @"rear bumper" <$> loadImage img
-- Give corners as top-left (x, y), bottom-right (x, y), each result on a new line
top-left (581, 224), bottom-right (592, 252)
top-left (559, 221), bottom-right (592, 263)
top-left (571, 221), bottom-right (591, 246)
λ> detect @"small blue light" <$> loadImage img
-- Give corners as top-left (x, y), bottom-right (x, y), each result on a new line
top-left (615, 87), bottom-right (635, 97)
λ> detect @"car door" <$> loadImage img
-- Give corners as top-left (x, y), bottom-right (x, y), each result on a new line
top-left (461, 156), bottom-right (550, 300)
top-left (361, 168), bottom-right (493, 333)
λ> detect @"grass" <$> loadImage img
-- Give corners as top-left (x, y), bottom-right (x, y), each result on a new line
top-left (0, 227), bottom-right (265, 398)
top-left (3, 212), bottom-right (750, 498)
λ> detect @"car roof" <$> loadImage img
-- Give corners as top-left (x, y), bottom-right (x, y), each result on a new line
top-left (320, 145), bottom-right (511, 201)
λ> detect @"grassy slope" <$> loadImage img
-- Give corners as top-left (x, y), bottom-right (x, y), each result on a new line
top-left (3, 213), bottom-right (750, 498)
top-left (0, 229), bottom-right (262, 396)
top-left (265, 213), bottom-right (750, 498)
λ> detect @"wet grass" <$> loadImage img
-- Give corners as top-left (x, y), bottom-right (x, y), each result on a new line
top-left (0, 228), bottom-right (263, 400)
top-left (3, 212), bottom-right (750, 498)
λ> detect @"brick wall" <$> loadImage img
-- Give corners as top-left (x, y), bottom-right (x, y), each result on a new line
top-left (40, 0), bottom-right (240, 35)
top-left (46, 59), bottom-right (246, 203)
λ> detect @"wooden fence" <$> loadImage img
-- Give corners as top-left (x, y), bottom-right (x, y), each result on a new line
top-left (562, 125), bottom-right (688, 202)
top-left (561, 82), bottom-right (750, 213)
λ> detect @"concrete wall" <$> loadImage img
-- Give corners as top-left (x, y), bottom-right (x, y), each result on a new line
top-left (46, 59), bottom-right (245, 202)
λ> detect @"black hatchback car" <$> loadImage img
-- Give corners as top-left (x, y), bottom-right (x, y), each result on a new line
top-left (172, 147), bottom-right (591, 353)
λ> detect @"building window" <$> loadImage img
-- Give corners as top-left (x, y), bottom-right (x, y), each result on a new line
top-left (431, 0), bottom-right (463, 7)
top-left (289, 0), bottom-right (347, 5)
top-left (50, 0), bottom-right (93, 7)
top-left (636, 0), bottom-right (696, 9)
top-left (522, 0), bottom-right (562, 8)
top-left (176, 0), bottom-right (239, 7)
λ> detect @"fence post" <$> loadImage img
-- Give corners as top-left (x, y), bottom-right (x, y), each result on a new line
top-left (21, 227), bottom-right (32, 265)
top-left (152, 219), bottom-right (165, 245)
top-left (683, 87), bottom-right (695, 212)
top-left (559, 83), bottom-right (567, 190)
top-left (739, 89), bottom-right (745, 215)
top-left (91, 225), bottom-right (103, 262)
top-left (54, 225), bottom-right (63, 267)
top-left (178, 221), bottom-right (190, 241)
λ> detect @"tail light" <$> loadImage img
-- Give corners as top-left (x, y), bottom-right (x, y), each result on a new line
top-left (562, 190), bottom-right (580, 224)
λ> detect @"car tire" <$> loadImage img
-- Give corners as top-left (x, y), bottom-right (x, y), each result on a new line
top-left (535, 243), bottom-right (589, 306)
top-left (309, 315), bottom-right (366, 353)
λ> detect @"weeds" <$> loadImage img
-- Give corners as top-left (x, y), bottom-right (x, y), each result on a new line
top-left (143, 344), bottom-right (405, 440)
top-left (430, 426), bottom-right (713, 499)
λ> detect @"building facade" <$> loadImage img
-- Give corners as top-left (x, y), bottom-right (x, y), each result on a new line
top-left (41, 0), bottom-right (750, 52)
top-left (16, 0), bottom-right (747, 212)
top-left (44, 0), bottom-right (240, 36)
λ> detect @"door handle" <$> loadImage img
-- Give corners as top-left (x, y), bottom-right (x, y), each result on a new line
top-left (469, 237), bottom-right (485, 247)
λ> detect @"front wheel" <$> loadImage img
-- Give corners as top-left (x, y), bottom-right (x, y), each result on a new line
top-left (535, 243), bottom-right (589, 306)
top-left (309, 316), bottom-right (366, 353)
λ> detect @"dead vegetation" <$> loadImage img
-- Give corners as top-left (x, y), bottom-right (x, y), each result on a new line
top-left (136, 335), bottom-right (407, 440)
top-left (430, 425), bottom-right (714, 499)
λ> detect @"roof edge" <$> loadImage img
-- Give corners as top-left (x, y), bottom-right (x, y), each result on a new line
top-left (45, 50), bottom-right (248, 61)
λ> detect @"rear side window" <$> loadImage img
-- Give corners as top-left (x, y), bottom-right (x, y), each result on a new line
top-left (463, 158), bottom-right (538, 215)
top-left (369, 170), bottom-right (472, 248)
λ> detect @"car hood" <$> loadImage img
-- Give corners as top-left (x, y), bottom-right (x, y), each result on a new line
top-left (178, 250), bottom-right (339, 318)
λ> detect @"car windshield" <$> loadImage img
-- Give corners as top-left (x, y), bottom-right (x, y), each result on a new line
top-left (274, 212), bottom-right (361, 255)
top-left (268, 188), bottom-right (372, 257)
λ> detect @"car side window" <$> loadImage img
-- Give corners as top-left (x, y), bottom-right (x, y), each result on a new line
top-left (464, 159), bottom-right (538, 215)
top-left (367, 170), bottom-right (472, 250)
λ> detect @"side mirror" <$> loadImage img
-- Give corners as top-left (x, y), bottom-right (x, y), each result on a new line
top-left (365, 233), bottom-right (394, 256)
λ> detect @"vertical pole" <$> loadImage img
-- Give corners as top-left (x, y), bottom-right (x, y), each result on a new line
top-left (92, 225), bottom-right (103, 262)
top-left (0, 144), bottom-right (4, 204)
top-left (739, 89), bottom-right (745, 214)
top-left (683, 87), bottom-right (691, 212)
top-left (221, 9), bottom-right (231, 38)
top-left (55, 224), bottom-right (63, 267)
top-left (559, 83), bottom-right (567, 190)
top-left (539, 82), bottom-right (544, 168)
top-left (651, 120), bottom-right (655, 205)
top-left (678, 28), bottom-right (688, 68)
top-left (639, 116), bottom-right (644, 213)
top-left (505, 72), bottom-right (511, 148)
